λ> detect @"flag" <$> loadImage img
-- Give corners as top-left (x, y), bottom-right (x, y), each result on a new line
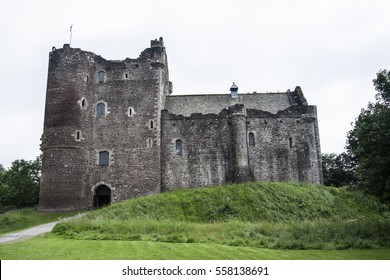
top-left (70, 24), bottom-right (73, 32)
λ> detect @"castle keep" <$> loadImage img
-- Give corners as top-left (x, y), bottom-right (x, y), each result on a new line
top-left (39, 37), bottom-right (323, 211)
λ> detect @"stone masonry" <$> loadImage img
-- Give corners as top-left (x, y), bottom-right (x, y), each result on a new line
top-left (38, 37), bottom-right (323, 211)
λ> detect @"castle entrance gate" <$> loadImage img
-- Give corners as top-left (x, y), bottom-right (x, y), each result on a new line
top-left (93, 185), bottom-right (111, 208)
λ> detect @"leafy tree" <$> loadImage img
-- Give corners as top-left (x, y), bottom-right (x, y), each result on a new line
top-left (0, 156), bottom-right (41, 211)
top-left (346, 69), bottom-right (390, 202)
top-left (322, 152), bottom-right (356, 187)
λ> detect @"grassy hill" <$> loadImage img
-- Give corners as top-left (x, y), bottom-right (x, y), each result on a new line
top-left (53, 182), bottom-right (390, 250)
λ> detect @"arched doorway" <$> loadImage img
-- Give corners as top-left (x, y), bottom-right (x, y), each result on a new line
top-left (93, 185), bottom-right (111, 208)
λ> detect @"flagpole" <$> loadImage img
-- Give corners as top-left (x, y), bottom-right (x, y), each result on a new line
top-left (69, 24), bottom-right (73, 46)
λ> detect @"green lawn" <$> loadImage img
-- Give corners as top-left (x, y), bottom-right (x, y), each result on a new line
top-left (1, 235), bottom-right (389, 260)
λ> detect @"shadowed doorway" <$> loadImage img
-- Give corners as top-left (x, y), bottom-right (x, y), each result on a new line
top-left (93, 185), bottom-right (111, 208)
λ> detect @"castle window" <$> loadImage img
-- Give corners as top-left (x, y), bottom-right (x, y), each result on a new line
top-left (146, 138), bottom-right (153, 148)
top-left (176, 139), bottom-right (182, 155)
top-left (99, 151), bottom-right (110, 166)
top-left (248, 132), bottom-right (255, 146)
top-left (72, 130), bottom-right (82, 141)
top-left (150, 120), bottom-right (154, 129)
top-left (127, 107), bottom-right (134, 117)
top-left (97, 102), bottom-right (106, 117)
top-left (79, 97), bottom-right (87, 108)
top-left (289, 138), bottom-right (293, 148)
top-left (98, 71), bottom-right (105, 83)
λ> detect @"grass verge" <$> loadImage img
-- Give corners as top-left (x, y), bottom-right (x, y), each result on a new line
top-left (1, 235), bottom-right (389, 260)
top-left (0, 208), bottom-right (83, 235)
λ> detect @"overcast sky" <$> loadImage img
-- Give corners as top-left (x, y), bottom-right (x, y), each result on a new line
top-left (0, 0), bottom-right (389, 168)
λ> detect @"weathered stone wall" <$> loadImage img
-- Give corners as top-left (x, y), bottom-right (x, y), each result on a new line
top-left (246, 106), bottom-right (322, 183)
top-left (39, 38), bottom-right (169, 211)
top-left (161, 111), bottom-right (230, 190)
top-left (39, 44), bottom-right (92, 211)
top-left (165, 92), bottom-right (291, 116)
top-left (161, 104), bottom-right (322, 191)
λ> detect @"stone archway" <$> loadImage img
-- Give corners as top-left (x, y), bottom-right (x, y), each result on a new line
top-left (93, 185), bottom-right (111, 208)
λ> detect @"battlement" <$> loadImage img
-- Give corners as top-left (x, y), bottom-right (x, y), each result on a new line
top-left (50, 36), bottom-right (167, 69)
top-left (151, 37), bottom-right (164, 48)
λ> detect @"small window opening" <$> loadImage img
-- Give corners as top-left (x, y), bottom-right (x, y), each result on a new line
top-left (125, 73), bottom-right (129, 79)
top-left (147, 138), bottom-right (153, 148)
top-left (99, 151), bottom-right (110, 166)
top-left (128, 107), bottom-right (134, 117)
top-left (176, 139), bottom-right (182, 155)
top-left (81, 99), bottom-right (86, 108)
top-left (97, 102), bottom-right (106, 116)
top-left (76, 131), bottom-right (81, 140)
top-left (150, 120), bottom-right (154, 129)
top-left (289, 138), bottom-right (293, 148)
top-left (248, 132), bottom-right (255, 146)
top-left (98, 71), bottom-right (105, 83)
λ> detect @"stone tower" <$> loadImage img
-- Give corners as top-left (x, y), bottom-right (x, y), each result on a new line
top-left (39, 38), bottom-right (170, 211)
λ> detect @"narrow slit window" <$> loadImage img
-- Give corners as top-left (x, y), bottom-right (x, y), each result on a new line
top-left (128, 107), bottom-right (134, 117)
top-left (97, 102), bottom-right (106, 116)
top-left (248, 132), bottom-right (255, 146)
top-left (175, 139), bottom-right (182, 155)
top-left (289, 138), bottom-right (293, 148)
top-left (150, 120), bottom-right (154, 129)
top-left (99, 151), bottom-right (109, 166)
top-left (81, 98), bottom-right (86, 108)
top-left (76, 131), bottom-right (81, 140)
top-left (147, 138), bottom-right (153, 148)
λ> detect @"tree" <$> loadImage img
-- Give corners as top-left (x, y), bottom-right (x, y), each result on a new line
top-left (0, 156), bottom-right (41, 211)
top-left (322, 152), bottom-right (356, 187)
top-left (346, 69), bottom-right (390, 202)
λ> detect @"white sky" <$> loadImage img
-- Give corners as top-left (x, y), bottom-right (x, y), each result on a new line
top-left (1, 0), bottom-right (389, 168)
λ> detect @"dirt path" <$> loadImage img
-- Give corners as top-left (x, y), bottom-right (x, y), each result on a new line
top-left (0, 222), bottom-right (58, 244)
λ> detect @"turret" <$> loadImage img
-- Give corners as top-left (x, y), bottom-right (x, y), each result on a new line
top-left (230, 82), bottom-right (238, 98)
top-left (39, 45), bottom-right (92, 211)
top-left (228, 104), bottom-right (252, 182)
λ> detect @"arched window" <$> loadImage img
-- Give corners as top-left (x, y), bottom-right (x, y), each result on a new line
top-left (99, 151), bottom-right (110, 166)
top-left (96, 102), bottom-right (106, 116)
top-left (248, 132), bottom-right (255, 146)
top-left (98, 71), bottom-right (105, 83)
top-left (176, 139), bottom-right (182, 155)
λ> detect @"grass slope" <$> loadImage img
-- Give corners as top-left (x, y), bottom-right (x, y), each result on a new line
top-left (53, 182), bottom-right (390, 250)
top-left (0, 208), bottom-right (82, 235)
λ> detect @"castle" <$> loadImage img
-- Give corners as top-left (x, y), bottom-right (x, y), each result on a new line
top-left (38, 37), bottom-right (323, 211)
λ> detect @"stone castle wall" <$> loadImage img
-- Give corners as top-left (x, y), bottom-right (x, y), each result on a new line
top-left (39, 38), bottom-right (169, 211)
